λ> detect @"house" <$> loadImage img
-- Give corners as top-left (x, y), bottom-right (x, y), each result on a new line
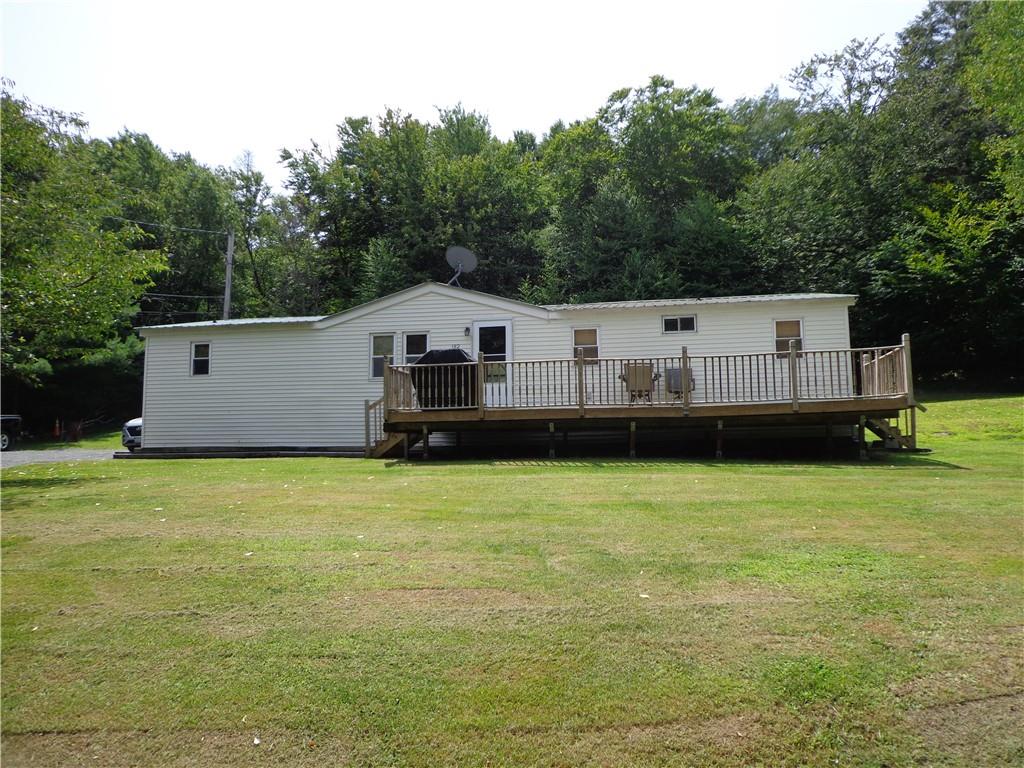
top-left (136, 282), bottom-right (917, 457)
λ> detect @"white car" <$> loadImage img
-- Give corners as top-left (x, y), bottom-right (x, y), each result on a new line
top-left (122, 417), bottom-right (143, 451)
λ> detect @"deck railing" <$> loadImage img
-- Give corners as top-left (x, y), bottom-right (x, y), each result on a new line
top-left (384, 338), bottom-right (913, 414)
top-left (364, 396), bottom-right (385, 455)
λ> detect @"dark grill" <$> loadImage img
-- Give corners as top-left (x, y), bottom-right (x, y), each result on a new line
top-left (410, 348), bottom-right (478, 409)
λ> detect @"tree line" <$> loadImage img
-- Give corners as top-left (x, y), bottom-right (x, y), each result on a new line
top-left (2, 1), bottom-right (1020, 426)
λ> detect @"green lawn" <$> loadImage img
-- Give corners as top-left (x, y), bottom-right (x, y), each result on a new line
top-left (15, 427), bottom-right (123, 451)
top-left (2, 395), bottom-right (1021, 767)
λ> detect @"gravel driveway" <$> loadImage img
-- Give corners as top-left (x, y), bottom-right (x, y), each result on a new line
top-left (1, 448), bottom-right (115, 468)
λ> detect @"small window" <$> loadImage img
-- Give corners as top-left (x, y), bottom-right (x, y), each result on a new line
top-left (775, 319), bottom-right (803, 352)
top-left (370, 334), bottom-right (395, 378)
top-left (191, 342), bottom-right (210, 376)
top-left (573, 328), bottom-right (599, 361)
top-left (404, 333), bottom-right (428, 364)
top-left (663, 315), bottom-right (696, 333)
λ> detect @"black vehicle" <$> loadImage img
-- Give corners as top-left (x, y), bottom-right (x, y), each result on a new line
top-left (1, 415), bottom-right (23, 451)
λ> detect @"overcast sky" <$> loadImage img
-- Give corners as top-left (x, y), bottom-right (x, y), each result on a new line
top-left (3, 0), bottom-right (923, 188)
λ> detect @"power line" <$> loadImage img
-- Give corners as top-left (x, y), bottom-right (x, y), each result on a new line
top-left (9, 211), bottom-right (230, 242)
top-left (143, 292), bottom-right (224, 300)
top-left (103, 215), bottom-right (229, 236)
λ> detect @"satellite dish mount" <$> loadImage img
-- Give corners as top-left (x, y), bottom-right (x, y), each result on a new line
top-left (445, 246), bottom-right (478, 287)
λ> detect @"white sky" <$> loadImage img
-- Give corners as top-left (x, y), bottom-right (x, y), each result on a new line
top-left (3, 0), bottom-right (923, 189)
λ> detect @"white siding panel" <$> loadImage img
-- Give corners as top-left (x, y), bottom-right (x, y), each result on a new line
top-left (141, 288), bottom-right (853, 449)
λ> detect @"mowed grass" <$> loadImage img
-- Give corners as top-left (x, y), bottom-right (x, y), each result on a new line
top-left (1, 395), bottom-right (1021, 767)
top-left (16, 428), bottom-right (123, 451)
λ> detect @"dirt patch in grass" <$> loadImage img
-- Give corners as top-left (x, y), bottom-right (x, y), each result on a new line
top-left (356, 586), bottom-right (534, 608)
top-left (907, 691), bottom-right (1024, 766)
top-left (1, 729), bottom-right (351, 768)
top-left (557, 712), bottom-right (773, 766)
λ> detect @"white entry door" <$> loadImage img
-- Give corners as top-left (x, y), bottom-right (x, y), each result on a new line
top-left (473, 320), bottom-right (512, 407)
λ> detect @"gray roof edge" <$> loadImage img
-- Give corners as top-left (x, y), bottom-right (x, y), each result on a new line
top-left (138, 316), bottom-right (324, 331)
top-left (543, 293), bottom-right (858, 310)
top-left (313, 281), bottom-right (552, 327)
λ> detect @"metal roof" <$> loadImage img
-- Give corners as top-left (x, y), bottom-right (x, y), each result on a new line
top-left (543, 293), bottom-right (857, 311)
top-left (138, 289), bottom-right (856, 330)
top-left (140, 315), bottom-right (324, 330)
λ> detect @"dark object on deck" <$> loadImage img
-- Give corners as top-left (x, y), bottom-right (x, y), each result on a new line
top-left (410, 348), bottom-right (478, 409)
top-left (665, 367), bottom-right (696, 398)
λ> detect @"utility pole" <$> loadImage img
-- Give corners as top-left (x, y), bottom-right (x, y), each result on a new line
top-left (222, 228), bottom-right (235, 320)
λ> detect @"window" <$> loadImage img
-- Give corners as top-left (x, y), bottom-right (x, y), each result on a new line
top-left (404, 333), bottom-right (428, 364)
top-left (572, 328), bottom-right (599, 361)
top-left (663, 315), bottom-right (697, 333)
top-left (191, 342), bottom-right (210, 376)
top-left (370, 334), bottom-right (395, 378)
top-left (774, 319), bottom-right (803, 352)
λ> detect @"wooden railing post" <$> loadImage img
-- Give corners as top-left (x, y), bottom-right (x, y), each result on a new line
top-left (788, 340), bottom-right (799, 412)
top-left (364, 399), bottom-right (371, 457)
top-left (902, 333), bottom-right (915, 405)
top-left (576, 349), bottom-right (585, 416)
top-left (476, 355), bottom-right (485, 418)
top-left (680, 346), bottom-right (690, 415)
top-left (382, 355), bottom-right (392, 413)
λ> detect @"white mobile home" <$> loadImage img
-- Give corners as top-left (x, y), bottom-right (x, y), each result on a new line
top-left (137, 282), bottom-right (916, 456)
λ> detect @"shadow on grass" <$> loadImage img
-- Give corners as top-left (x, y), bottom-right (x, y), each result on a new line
top-left (0, 475), bottom-right (113, 491)
top-left (386, 452), bottom-right (967, 471)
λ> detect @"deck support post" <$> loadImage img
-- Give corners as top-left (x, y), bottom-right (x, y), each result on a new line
top-left (575, 349), bottom-right (586, 417)
top-left (629, 421), bottom-right (637, 459)
top-left (788, 340), bottom-right (799, 412)
top-left (680, 346), bottom-right (690, 416)
top-left (402, 433), bottom-right (409, 460)
top-left (422, 426), bottom-right (430, 460)
top-left (902, 332), bottom-right (917, 449)
top-left (857, 415), bottom-right (867, 460)
top-left (363, 399), bottom-right (371, 458)
top-left (902, 333), bottom-right (915, 405)
top-left (715, 419), bottom-right (724, 459)
top-left (548, 422), bottom-right (556, 459)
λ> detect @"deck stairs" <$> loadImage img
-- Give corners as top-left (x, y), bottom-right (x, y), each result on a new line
top-left (866, 417), bottom-right (915, 450)
top-left (369, 431), bottom-right (420, 459)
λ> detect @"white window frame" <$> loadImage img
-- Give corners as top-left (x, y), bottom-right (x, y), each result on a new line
top-left (403, 331), bottom-right (430, 365)
top-left (369, 333), bottom-right (396, 379)
top-left (773, 318), bottom-right (804, 353)
top-left (190, 341), bottom-right (211, 377)
top-left (571, 326), bottom-right (600, 362)
top-left (661, 315), bottom-right (698, 334)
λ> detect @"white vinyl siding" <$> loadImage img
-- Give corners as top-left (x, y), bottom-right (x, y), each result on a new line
top-left (140, 285), bottom-right (853, 450)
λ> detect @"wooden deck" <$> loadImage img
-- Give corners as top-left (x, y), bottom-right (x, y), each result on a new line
top-left (366, 335), bottom-right (919, 457)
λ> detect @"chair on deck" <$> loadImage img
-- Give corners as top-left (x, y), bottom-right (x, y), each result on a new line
top-left (620, 363), bottom-right (661, 404)
top-left (665, 367), bottom-right (696, 401)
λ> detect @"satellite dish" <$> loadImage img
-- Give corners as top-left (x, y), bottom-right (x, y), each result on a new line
top-left (445, 246), bottom-right (478, 287)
